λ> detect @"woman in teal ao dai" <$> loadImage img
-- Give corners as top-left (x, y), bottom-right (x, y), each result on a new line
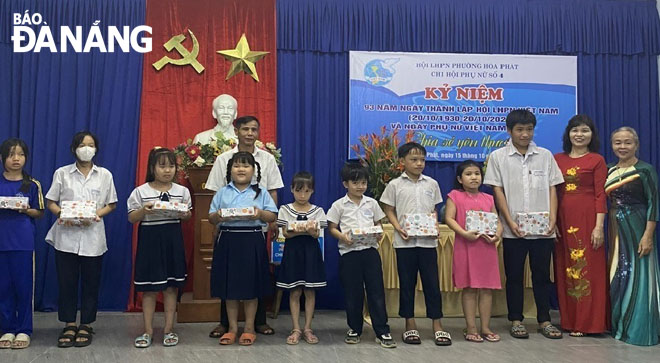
top-left (605, 127), bottom-right (660, 346)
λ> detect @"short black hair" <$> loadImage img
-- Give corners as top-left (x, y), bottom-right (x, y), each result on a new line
top-left (398, 142), bottom-right (426, 158)
top-left (340, 162), bottom-right (369, 182)
top-left (291, 171), bottom-right (314, 191)
top-left (454, 160), bottom-right (482, 190)
top-left (70, 131), bottom-right (99, 157)
top-left (233, 115), bottom-right (260, 129)
top-left (505, 109), bottom-right (536, 130)
top-left (145, 147), bottom-right (177, 183)
top-left (562, 114), bottom-right (600, 153)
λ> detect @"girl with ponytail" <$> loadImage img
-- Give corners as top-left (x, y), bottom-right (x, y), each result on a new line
top-left (208, 151), bottom-right (277, 346)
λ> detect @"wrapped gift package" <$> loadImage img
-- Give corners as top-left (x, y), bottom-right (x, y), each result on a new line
top-left (348, 225), bottom-right (384, 245)
top-left (152, 201), bottom-right (189, 218)
top-left (60, 201), bottom-right (97, 221)
top-left (517, 212), bottom-right (550, 236)
top-left (0, 196), bottom-right (29, 210)
top-left (287, 220), bottom-right (321, 233)
top-left (220, 206), bottom-right (257, 220)
top-left (402, 213), bottom-right (438, 237)
top-left (465, 210), bottom-right (498, 235)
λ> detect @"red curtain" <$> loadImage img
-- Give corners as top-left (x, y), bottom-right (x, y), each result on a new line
top-left (128, 0), bottom-right (277, 310)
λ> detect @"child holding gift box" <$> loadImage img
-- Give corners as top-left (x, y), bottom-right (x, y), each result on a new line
top-left (275, 172), bottom-right (327, 345)
top-left (483, 109), bottom-right (564, 340)
top-left (445, 160), bottom-right (503, 343)
top-left (0, 139), bottom-right (44, 349)
top-left (45, 131), bottom-right (117, 348)
top-left (380, 142), bottom-right (449, 346)
top-left (127, 147), bottom-right (192, 348)
top-left (327, 162), bottom-right (396, 348)
top-left (208, 152), bottom-right (277, 346)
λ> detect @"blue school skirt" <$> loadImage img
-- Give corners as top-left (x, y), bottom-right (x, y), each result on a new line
top-left (134, 223), bottom-right (187, 292)
top-left (276, 235), bottom-right (326, 289)
top-left (210, 226), bottom-right (272, 300)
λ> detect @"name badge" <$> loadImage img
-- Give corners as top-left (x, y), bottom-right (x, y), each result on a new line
top-left (531, 170), bottom-right (547, 177)
top-left (424, 189), bottom-right (434, 198)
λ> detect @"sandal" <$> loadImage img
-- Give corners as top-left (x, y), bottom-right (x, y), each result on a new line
top-left (11, 333), bottom-right (30, 349)
top-left (302, 329), bottom-right (319, 344)
top-left (569, 331), bottom-right (585, 337)
top-left (463, 331), bottom-right (483, 343)
top-left (434, 330), bottom-right (452, 346)
top-left (539, 324), bottom-right (563, 339)
top-left (510, 324), bottom-right (529, 339)
top-left (0, 333), bottom-right (15, 349)
top-left (209, 324), bottom-right (227, 338)
top-left (238, 332), bottom-right (257, 346)
top-left (57, 326), bottom-right (78, 348)
top-left (134, 333), bottom-right (151, 348)
top-left (74, 325), bottom-right (94, 347)
top-left (163, 332), bottom-right (179, 346)
top-left (402, 329), bottom-right (421, 345)
top-left (286, 329), bottom-right (302, 345)
top-left (482, 333), bottom-right (501, 342)
top-left (219, 332), bottom-right (236, 345)
top-left (256, 324), bottom-right (275, 335)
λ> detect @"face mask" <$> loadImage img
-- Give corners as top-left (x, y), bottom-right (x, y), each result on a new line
top-left (76, 146), bottom-right (96, 162)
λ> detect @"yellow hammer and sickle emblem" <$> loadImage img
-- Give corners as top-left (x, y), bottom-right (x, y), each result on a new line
top-left (152, 29), bottom-right (205, 74)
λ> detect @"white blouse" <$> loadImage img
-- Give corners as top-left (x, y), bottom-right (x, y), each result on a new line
top-left (45, 163), bottom-right (118, 257)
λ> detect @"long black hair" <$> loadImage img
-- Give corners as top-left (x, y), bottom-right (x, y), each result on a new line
top-left (562, 114), bottom-right (600, 153)
top-left (453, 160), bottom-right (482, 190)
top-left (225, 151), bottom-right (262, 199)
top-left (1, 138), bottom-right (33, 193)
top-left (145, 147), bottom-right (177, 183)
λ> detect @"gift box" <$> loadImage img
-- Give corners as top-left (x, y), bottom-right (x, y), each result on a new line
top-left (152, 201), bottom-right (189, 218)
top-left (60, 201), bottom-right (97, 221)
top-left (219, 206), bottom-right (257, 220)
top-left (465, 210), bottom-right (498, 235)
top-left (287, 220), bottom-right (321, 233)
top-left (517, 212), bottom-right (550, 236)
top-left (0, 196), bottom-right (29, 210)
top-left (348, 226), bottom-right (383, 246)
top-left (402, 213), bottom-right (438, 237)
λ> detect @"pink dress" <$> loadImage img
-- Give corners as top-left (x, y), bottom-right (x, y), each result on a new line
top-left (448, 190), bottom-right (501, 289)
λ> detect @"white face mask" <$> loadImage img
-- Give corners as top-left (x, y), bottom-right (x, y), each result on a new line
top-left (76, 146), bottom-right (96, 162)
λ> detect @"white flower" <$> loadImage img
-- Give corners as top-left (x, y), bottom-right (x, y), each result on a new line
top-left (193, 156), bottom-right (206, 167)
top-left (255, 140), bottom-right (264, 148)
top-left (266, 142), bottom-right (275, 149)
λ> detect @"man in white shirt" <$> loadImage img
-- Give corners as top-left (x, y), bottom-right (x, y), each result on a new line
top-left (483, 109), bottom-right (564, 340)
top-left (205, 115), bottom-right (283, 338)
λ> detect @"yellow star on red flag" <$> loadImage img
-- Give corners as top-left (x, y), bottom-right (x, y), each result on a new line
top-left (216, 34), bottom-right (269, 82)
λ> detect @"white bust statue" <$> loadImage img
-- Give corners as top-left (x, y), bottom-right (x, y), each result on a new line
top-left (193, 94), bottom-right (238, 144)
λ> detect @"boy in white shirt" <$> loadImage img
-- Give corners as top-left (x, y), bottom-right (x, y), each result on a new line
top-left (380, 142), bottom-right (449, 346)
top-left (327, 162), bottom-right (396, 348)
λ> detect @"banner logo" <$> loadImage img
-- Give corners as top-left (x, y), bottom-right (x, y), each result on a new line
top-left (11, 10), bottom-right (152, 53)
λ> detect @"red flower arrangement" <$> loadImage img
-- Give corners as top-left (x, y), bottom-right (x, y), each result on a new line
top-left (351, 126), bottom-right (414, 200)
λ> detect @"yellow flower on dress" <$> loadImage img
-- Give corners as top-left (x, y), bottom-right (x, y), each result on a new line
top-left (566, 167), bottom-right (579, 176)
top-left (566, 268), bottom-right (581, 280)
top-left (567, 226), bottom-right (579, 234)
top-left (570, 248), bottom-right (585, 261)
top-left (565, 183), bottom-right (577, 192)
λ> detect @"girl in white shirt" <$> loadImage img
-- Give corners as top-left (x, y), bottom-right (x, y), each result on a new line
top-left (45, 131), bottom-right (117, 348)
top-left (127, 147), bottom-right (192, 348)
